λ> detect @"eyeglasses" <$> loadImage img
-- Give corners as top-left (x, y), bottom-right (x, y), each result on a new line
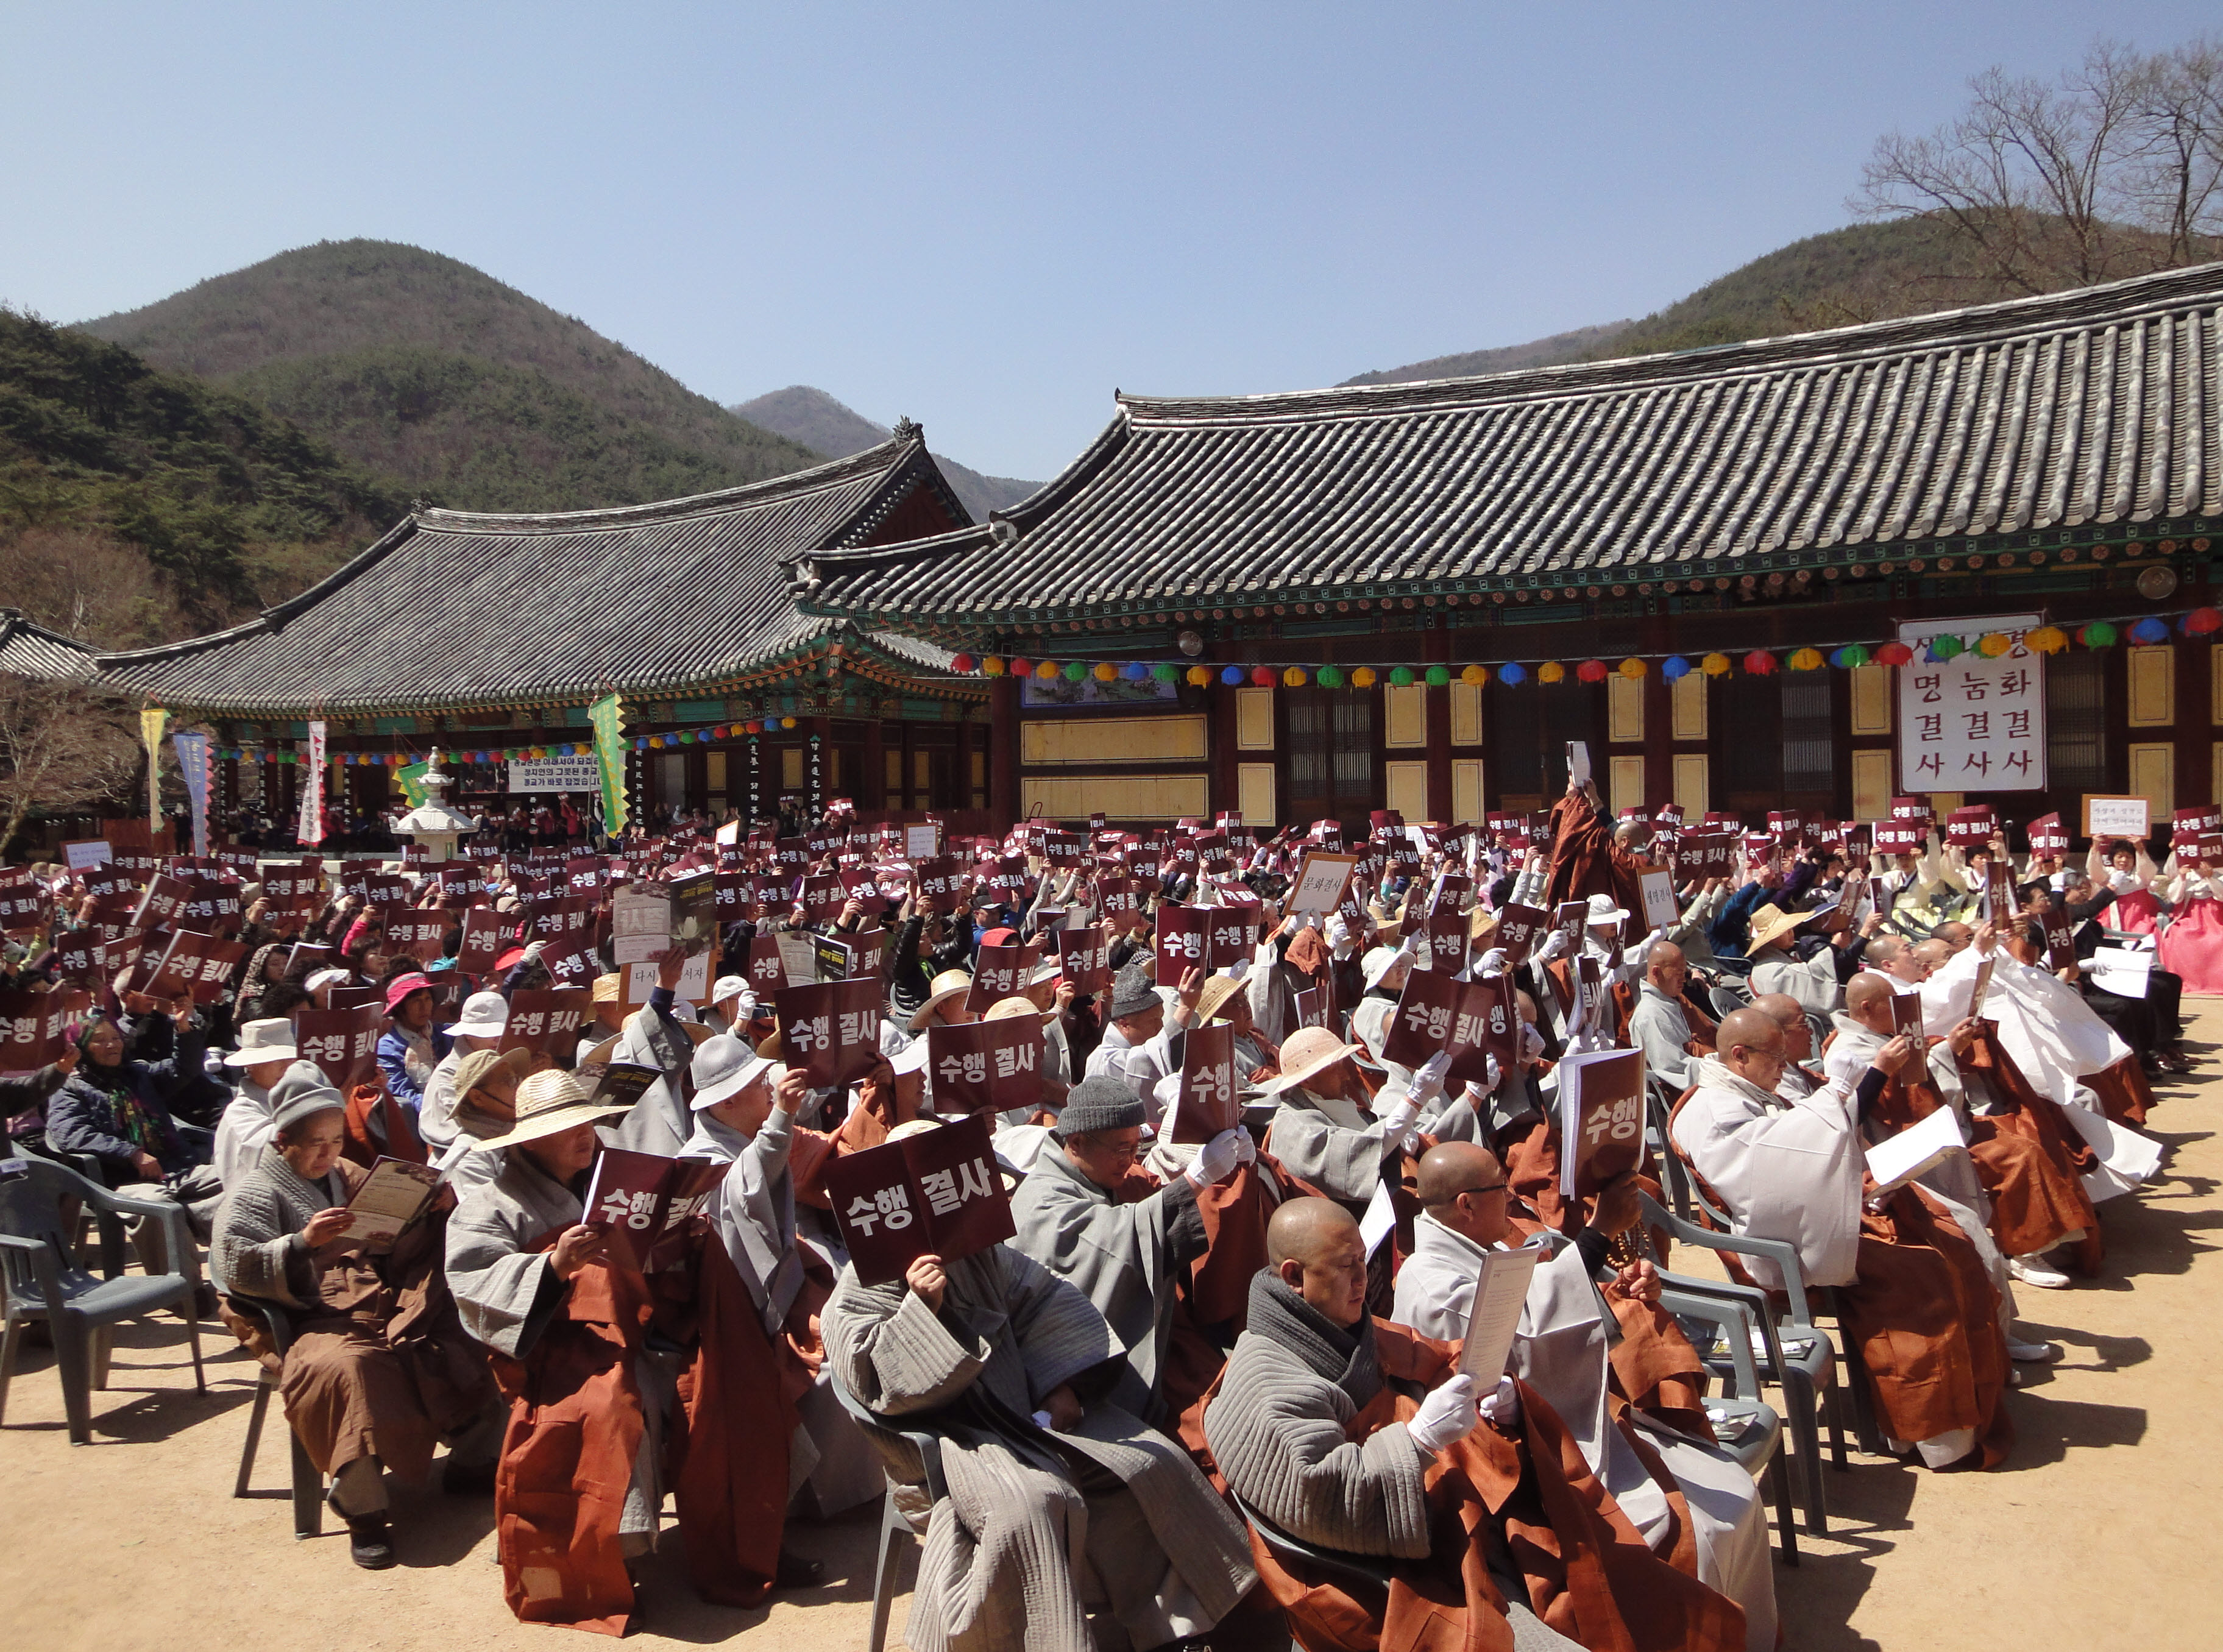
top-left (1456, 1182), bottom-right (1508, 1197)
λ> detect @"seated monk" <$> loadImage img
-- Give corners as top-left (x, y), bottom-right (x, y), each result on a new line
top-left (1197, 973), bottom-right (1281, 1083)
top-left (1258, 1026), bottom-right (1419, 1210)
top-left (677, 1035), bottom-right (879, 1582)
top-left (823, 1124), bottom-right (1261, 1652)
top-left (1205, 1198), bottom-right (1744, 1652)
top-left (1392, 1146), bottom-right (1776, 1651)
top-left (1627, 941), bottom-right (1711, 1093)
top-left (1009, 1076), bottom-right (1233, 1423)
top-left (1671, 1008), bottom-right (2016, 1469)
top-left (1826, 973), bottom-right (2086, 1319)
top-left (211, 1071), bottom-right (504, 1570)
top-left (445, 1070), bottom-right (782, 1631)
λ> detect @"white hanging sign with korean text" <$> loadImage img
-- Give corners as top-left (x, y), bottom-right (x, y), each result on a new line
top-left (1895, 615), bottom-right (2046, 793)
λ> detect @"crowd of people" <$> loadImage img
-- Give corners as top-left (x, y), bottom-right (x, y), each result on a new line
top-left (0, 778), bottom-right (2197, 1650)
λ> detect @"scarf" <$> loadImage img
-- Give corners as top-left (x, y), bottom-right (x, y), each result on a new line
top-left (1246, 1269), bottom-right (1381, 1411)
top-left (1692, 1052), bottom-right (1787, 1113)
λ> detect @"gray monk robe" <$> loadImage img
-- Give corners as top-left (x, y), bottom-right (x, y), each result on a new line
top-left (823, 1244), bottom-right (1256, 1652)
top-left (610, 1001), bottom-right (697, 1156)
top-left (1264, 1087), bottom-right (1402, 1205)
top-left (1007, 1144), bottom-right (1208, 1422)
top-left (1391, 1214), bottom-right (1776, 1652)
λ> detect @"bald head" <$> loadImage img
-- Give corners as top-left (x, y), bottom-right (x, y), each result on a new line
top-left (1267, 1197), bottom-right (1370, 1328)
top-left (1416, 1140), bottom-right (1504, 1208)
top-left (1867, 933), bottom-right (1928, 984)
top-left (1751, 991), bottom-right (1811, 1059)
top-left (1645, 940), bottom-right (1687, 993)
top-left (1845, 971), bottom-right (1898, 1033)
top-left (1715, 1006), bottom-right (1787, 1087)
top-left (1914, 940), bottom-right (1952, 973)
top-left (1934, 922), bottom-right (1973, 952)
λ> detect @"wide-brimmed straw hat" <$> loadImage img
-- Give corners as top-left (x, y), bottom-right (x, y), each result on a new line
top-left (985, 994), bottom-right (1056, 1026)
top-left (1584, 892), bottom-right (1629, 926)
top-left (473, 1069), bottom-right (632, 1149)
top-left (1259, 1026), bottom-right (1365, 1096)
top-left (907, 968), bottom-right (975, 1030)
top-left (1745, 904), bottom-right (1804, 952)
top-left (1193, 974), bottom-right (1246, 1025)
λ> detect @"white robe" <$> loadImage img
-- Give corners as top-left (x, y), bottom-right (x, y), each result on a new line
top-left (1391, 1213), bottom-right (1775, 1652)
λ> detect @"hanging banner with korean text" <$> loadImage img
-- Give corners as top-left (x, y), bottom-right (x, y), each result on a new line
top-left (589, 693), bottom-right (628, 833)
top-left (298, 719), bottom-right (327, 846)
top-left (140, 707), bottom-right (168, 831)
top-left (1895, 615), bottom-right (2046, 793)
top-left (171, 731), bottom-right (211, 856)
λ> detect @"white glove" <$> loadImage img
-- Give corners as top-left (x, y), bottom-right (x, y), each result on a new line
top-left (1185, 1127), bottom-right (1244, 1188)
top-left (1475, 948), bottom-right (1509, 977)
top-left (1533, 928), bottom-right (1570, 964)
top-left (1409, 1051), bottom-right (1453, 1106)
top-left (1325, 913), bottom-right (1352, 951)
top-left (1152, 1071), bottom-right (1184, 1132)
top-left (1481, 1053), bottom-right (1503, 1091)
top-left (1232, 1127), bottom-right (1257, 1165)
top-left (1519, 1021), bottom-right (1547, 1062)
top-left (1478, 1374), bottom-right (1521, 1429)
top-left (1405, 1373), bottom-right (1480, 1454)
top-left (1374, 1096), bottom-right (1420, 1141)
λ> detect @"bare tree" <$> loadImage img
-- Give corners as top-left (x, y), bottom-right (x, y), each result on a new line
top-left (1855, 37), bottom-right (2223, 296)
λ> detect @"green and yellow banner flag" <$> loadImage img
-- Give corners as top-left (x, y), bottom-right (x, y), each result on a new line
top-left (589, 693), bottom-right (628, 834)
top-left (140, 706), bottom-right (168, 829)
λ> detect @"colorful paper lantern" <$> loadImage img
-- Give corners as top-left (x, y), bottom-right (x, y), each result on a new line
top-left (1743, 650), bottom-right (1778, 675)
top-left (1927, 634), bottom-right (1964, 661)
top-left (2022, 626), bottom-right (2067, 654)
top-left (1351, 666), bottom-right (1378, 688)
top-left (951, 653), bottom-right (976, 673)
top-left (1064, 661), bottom-right (1088, 681)
top-left (1283, 666), bottom-right (1308, 687)
top-left (1122, 661), bottom-right (1149, 681)
top-left (1661, 655), bottom-right (1692, 680)
top-left (1221, 665), bottom-right (1246, 686)
top-left (1093, 661), bottom-right (1119, 681)
top-left (1537, 661), bottom-right (1565, 684)
top-left (1389, 666), bottom-right (1416, 687)
top-left (2183, 607), bottom-right (2222, 636)
top-left (1419, 664), bottom-right (1447, 687)
top-left (1617, 658), bottom-right (1646, 679)
top-left (982, 655), bottom-right (1006, 676)
top-left (1976, 633), bottom-right (2012, 658)
top-left (1152, 662), bottom-right (1178, 682)
top-left (1700, 652), bottom-right (1731, 677)
top-left (1186, 665), bottom-right (1211, 686)
top-left (1787, 647), bottom-right (1824, 671)
top-left (1497, 662), bottom-right (1527, 686)
top-left (1831, 644), bottom-right (1870, 668)
top-left (1576, 659), bottom-right (1608, 682)
top-left (648, 737), bottom-right (665, 749)
top-left (2130, 616), bottom-right (2169, 644)
top-left (781, 716), bottom-right (797, 729)
top-left (1037, 659), bottom-right (1060, 679)
top-left (1250, 665), bottom-right (1277, 687)
top-left (744, 720), bottom-right (762, 734)
top-left (2079, 622), bottom-right (2118, 648)
top-left (1316, 664), bottom-right (1345, 687)
top-left (1461, 664), bottom-right (1489, 685)
top-left (1009, 658), bottom-right (1032, 678)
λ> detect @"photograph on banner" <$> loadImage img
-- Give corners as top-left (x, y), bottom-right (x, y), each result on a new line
top-left (1895, 614), bottom-right (2045, 792)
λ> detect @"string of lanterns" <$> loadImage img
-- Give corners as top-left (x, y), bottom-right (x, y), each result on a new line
top-left (945, 607), bottom-right (2220, 690)
top-left (202, 717), bottom-right (808, 766)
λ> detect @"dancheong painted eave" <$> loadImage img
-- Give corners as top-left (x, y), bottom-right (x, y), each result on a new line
top-left (792, 261), bottom-right (2223, 631)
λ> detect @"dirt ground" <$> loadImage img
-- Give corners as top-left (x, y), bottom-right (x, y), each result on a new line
top-left (6, 1013), bottom-right (2223, 1652)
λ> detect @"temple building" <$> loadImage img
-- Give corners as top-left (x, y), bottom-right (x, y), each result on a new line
top-left (96, 430), bottom-right (993, 828)
top-left (793, 263), bottom-right (2223, 835)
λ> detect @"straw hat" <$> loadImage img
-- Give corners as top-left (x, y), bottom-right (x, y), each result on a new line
top-left (1258, 1026), bottom-right (1365, 1096)
top-left (906, 968), bottom-right (974, 1030)
top-left (592, 974), bottom-right (623, 1003)
top-left (1193, 974), bottom-right (1246, 1026)
top-left (1745, 904), bottom-right (1804, 953)
top-left (473, 1069), bottom-right (632, 1149)
top-left (985, 994), bottom-right (1056, 1026)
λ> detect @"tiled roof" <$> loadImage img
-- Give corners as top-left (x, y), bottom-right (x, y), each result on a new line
top-left (98, 435), bottom-right (971, 716)
top-left (0, 611), bottom-right (96, 681)
top-left (796, 261), bottom-right (2223, 628)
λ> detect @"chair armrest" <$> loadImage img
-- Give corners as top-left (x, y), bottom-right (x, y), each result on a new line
top-left (1640, 1191), bottom-right (1814, 1324)
top-left (85, 1187), bottom-right (194, 1287)
top-left (903, 1430), bottom-right (948, 1503)
top-left (1656, 1269), bottom-right (1831, 1386)
top-left (230, 1294), bottom-right (296, 1357)
top-left (1658, 1286), bottom-right (1760, 1399)
top-left (0, 1231), bottom-right (68, 1317)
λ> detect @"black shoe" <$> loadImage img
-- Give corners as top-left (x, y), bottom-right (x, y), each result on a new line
top-left (775, 1549), bottom-right (826, 1590)
top-left (344, 1513), bottom-right (396, 1569)
top-left (191, 1283), bottom-right (221, 1320)
top-left (442, 1456), bottom-right (497, 1496)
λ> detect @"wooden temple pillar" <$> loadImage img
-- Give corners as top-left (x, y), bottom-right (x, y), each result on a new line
top-left (990, 675), bottom-right (1018, 828)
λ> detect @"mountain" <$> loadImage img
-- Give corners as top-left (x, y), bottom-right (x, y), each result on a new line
top-left (0, 305), bottom-right (406, 634)
top-left (77, 239), bottom-right (823, 511)
top-left (1340, 322), bottom-right (1633, 387)
top-left (1340, 216), bottom-right (2136, 388)
top-left (732, 385), bottom-right (1039, 518)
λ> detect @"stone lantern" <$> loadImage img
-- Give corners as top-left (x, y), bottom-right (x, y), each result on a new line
top-left (392, 746), bottom-right (478, 862)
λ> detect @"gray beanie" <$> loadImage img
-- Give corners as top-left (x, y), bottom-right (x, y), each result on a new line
top-left (1054, 1076), bottom-right (1146, 1139)
top-left (1106, 964), bottom-right (1161, 1019)
top-left (269, 1067), bottom-right (347, 1134)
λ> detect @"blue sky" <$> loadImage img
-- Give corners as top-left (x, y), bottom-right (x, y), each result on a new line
top-left (4, 3), bottom-right (2214, 480)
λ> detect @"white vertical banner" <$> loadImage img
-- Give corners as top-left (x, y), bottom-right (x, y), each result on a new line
top-left (298, 720), bottom-right (327, 845)
top-left (171, 731), bottom-right (211, 856)
top-left (1895, 615), bottom-right (2046, 793)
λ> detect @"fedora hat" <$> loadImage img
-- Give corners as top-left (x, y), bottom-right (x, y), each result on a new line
top-left (224, 1017), bottom-right (299, 1068)
top-left (1259, 1026), bottom-right (1365, 1096)
top-left (1745, 904), bottom-right (1804, 952)
top-left (473, 1069), bottom-right (632, 1150)
top-left (689, 1033), bottom-right (779, 1111)
top-left (906, 968), bottom-right (975, 1030)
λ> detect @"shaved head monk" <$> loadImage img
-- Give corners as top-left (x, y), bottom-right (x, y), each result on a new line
top-left (1394, 1144), bottom-right (1776, 1644)
top-left (1208, 1197), bottom-right (1743, 1652)
top-left (1628, 940), bottom-right (1709, 1091)
top-left (1749, 993), bottom-right (1818, 1093)
top-left (1672, 1006), bottom-right (2019, 1469)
